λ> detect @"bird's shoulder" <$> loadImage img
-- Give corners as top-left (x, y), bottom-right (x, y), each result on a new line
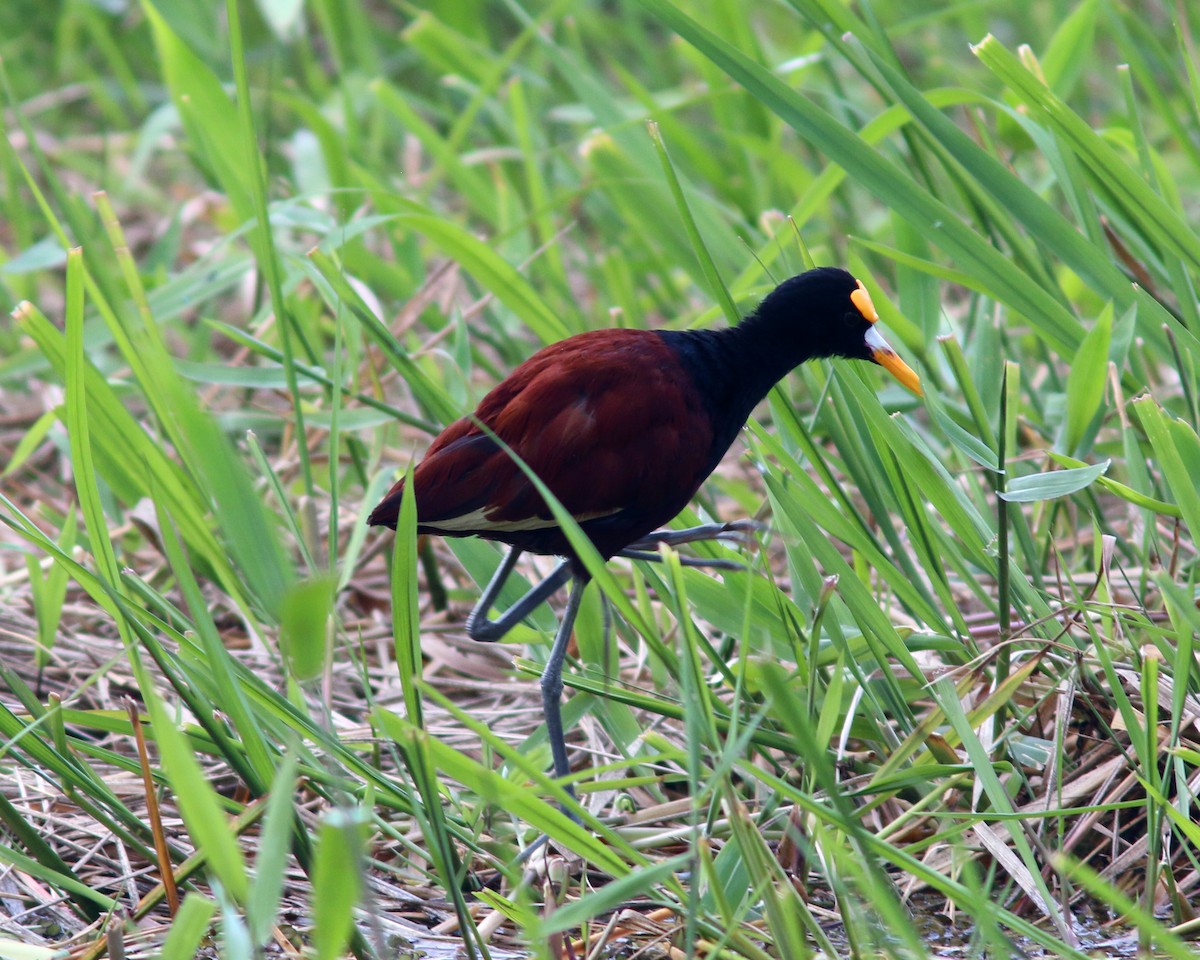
top-left (476, 328), bottom-right (685, 420)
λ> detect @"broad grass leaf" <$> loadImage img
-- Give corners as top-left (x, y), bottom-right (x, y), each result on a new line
top-left (1048, 452), bottom-right (1182, 517)
top-left (246, 752), bottom-right (298, 948)
top-left (160, 895), bottom-right (218, 960)
top-left (999, 460), bottom-right (1110, 502)
top-left (1062, 302), bottom-right (1112, 454)
top-left (144, 688), bottom-right (250, 903)
top-left (391, 464), bottom-right (423, 726)
top-left (925, 390), bottom-right (1000, 471)
top-left (312, 808), bottom-right (367, 960)
top-left (387, 211), bottom-right (570, 344)
top-left (280, 577), bottom-right (336, 683)
top-left (1, 236), bottom-right (67, 275)
top-left (1131, 397), bottom-right (1200, 540)
top-left (63, 250), bottom-right (120, 591)
top-left (142, 1), bottom-right (254, 225)
top-left (371, 79), bottom-right (497, 224)
top-left (1040, 0), bottom-right (1100, 97)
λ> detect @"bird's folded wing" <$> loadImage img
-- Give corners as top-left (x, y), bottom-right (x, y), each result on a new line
top-left (410, 334), bottom-right (714, 533)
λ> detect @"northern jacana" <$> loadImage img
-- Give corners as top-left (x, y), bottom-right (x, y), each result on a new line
top-left (369, 267), bottom-right (922, 794)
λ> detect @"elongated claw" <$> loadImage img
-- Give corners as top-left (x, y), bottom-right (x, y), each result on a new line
top-left (625, 519), bottom-right (765, 552)
top-left (617, 548), bottom-right (746, 571)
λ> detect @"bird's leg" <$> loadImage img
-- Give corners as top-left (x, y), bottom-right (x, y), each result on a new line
top-left (465, 548), bottom-right (572, 643)
top-left (541, 577), bottom-right (587, 795)
top-left (464, 546), bottom-right (521, 640)
top-left (625, 518), bottom-right (766, 552)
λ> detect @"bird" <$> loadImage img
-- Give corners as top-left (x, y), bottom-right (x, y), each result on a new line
top-left (368, 266), bottom-right (922, 796)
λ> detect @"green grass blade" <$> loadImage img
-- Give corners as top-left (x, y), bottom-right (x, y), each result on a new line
top-left (143, 686), bottom-right (250, 904)
top-left (311, 806), bottom-right (366, 960)
top-left (391, 464), bottom-right (424, 728)
top-left (160, 894), bottom-right (218, 960)
top-left (973, 35), bottom-right (1200, 288)
top-left (639, 0), bottom-right (1086, 355)
top-left (998, 460), bottom-right (1111, 503)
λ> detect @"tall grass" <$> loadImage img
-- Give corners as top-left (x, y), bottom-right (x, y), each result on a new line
top-left (0, 0), bottom-right (1198, 957)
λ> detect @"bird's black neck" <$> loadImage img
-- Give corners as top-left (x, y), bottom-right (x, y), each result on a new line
top-left (657, 316), bottom-right (815, 467)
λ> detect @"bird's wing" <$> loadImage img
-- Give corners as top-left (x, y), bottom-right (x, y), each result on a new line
top-left (405, 330), bottom-right (715, 534)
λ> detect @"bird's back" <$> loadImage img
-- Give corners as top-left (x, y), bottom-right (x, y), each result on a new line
top-left (370, 328), bottom-right (720, 559)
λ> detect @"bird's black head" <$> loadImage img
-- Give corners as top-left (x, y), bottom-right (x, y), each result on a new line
top-left (749, 267), bottom-right (922, 394)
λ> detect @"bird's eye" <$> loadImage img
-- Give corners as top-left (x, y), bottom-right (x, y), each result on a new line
top-left (843, 310), bottom-right (861, 327)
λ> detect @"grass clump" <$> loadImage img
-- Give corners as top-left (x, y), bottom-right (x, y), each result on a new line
top-left (1, 1), bottom-right (1199, 957)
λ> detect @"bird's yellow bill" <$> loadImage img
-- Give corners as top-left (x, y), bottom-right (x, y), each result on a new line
top-left (864, 325), bottom-right (923, 397)
top-left (874, 349), bottom-right (923, 396)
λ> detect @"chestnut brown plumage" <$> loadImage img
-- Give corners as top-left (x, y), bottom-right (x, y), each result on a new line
top-left (368, 267), bottom-right (922, 794)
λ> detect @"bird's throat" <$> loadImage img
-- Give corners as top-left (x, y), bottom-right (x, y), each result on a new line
top-left (656, 324), bottom-right (811, 466)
